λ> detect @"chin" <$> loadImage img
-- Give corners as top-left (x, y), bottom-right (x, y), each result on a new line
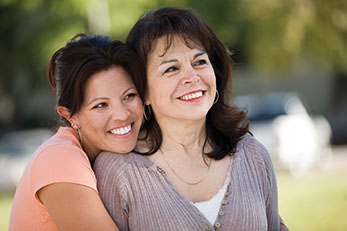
top-left (114, 141), bottom-right (137, 154)
top-left (185, 110), bottom-right (210, 120)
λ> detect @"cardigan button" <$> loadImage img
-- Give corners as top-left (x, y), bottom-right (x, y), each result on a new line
top-left (225, 191), bottom-right (230, 196)
top-left (218, 211), bottom-right (225, 216)
top-left (221, 199), bottom-right (228, 205)
top-left (215, 222), bottom-right (221, 228)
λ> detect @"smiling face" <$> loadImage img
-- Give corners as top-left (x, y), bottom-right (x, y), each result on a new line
top-left (71, 66), bottom-right (143, 157)
top-left (146, 36), bottom-right (217, 124)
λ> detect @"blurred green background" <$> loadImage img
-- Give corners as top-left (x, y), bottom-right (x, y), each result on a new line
top-left (1, 0), bottom-right (347, 142)
top-left (1, 0), bottom-right (347, 230)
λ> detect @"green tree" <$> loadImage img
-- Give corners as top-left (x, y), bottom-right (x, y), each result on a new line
top-left (189, 0), bottom-right (346, 72)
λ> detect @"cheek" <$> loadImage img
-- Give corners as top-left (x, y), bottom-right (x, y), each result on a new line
top-left (205, 69), bottom-right (217, 86)
top-left (78, 112), bottom-right (93, 127)
top-left (130, 99), bottom-right (144, 116)
top-left (147, 83), bottom-right (165, 105)
top-left (151, 79), bottom-right (176, 100)
top-left (81, 112), bottom-right (107, 129)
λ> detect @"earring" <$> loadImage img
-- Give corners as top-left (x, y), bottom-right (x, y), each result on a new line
top-left (143, 105), bottom-right (151, 121)
top-left (71, 122), bottom-right (82, 143)
top-left (76, 127), bottom-right (83, 144)
top-left (213, 90), bottom-right (219, 104)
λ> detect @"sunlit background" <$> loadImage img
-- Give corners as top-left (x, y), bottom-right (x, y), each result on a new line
top-left (1, 0), bottom-right (347, 230)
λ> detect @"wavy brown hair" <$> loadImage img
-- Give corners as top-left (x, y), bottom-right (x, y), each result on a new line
top-left (126, 7), bottom-right (249, 159)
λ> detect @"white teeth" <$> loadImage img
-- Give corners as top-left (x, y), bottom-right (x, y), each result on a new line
top-left (180, 91), bottom-right (203, 100)
top-left (110, 124), bottom-right (131, 135)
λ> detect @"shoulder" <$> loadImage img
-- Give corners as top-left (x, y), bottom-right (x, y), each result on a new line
top-left (93, 152), bottom-right (147, 203)
top-left (42, 127), bottom-right (82, 151)
top-left (95, 152), bottom-right (142, 169)
top-left (94, 152), bottom-right (147, 179)
top-left (27, 129), bottom-right (96, 194)
top-left (34, 139), bottom-right (88, 168)
top-left (236, 134), bottom-right (278, 189)
top-left (236, 134), bottom-right (274, 169)
top-left (31, 137), bottom-right (91, 175)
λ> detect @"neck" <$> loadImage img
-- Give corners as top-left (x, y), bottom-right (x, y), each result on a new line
top-left (73, 128), bottom-right (99, 164)
top-left (158, 117), bottom-right (207, 155)
top-left (83, 145), bottom-right (99, 164)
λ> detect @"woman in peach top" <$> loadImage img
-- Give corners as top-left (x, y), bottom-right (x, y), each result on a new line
top-left (9, 34), bottom-right (145, 230)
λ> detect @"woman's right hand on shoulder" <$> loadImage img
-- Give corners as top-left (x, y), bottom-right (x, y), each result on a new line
top-left (37, 182), bottom-right (118, 231)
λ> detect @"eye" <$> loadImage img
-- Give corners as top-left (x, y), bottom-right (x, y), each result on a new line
top-left (124, 93), bottom-right (138, 100)
top-left (92, 102), bottom-right (107, 109)
top-left (193, 59), bottom-right (207, 66)
top-left (164, 66), bottom-right (178, 74)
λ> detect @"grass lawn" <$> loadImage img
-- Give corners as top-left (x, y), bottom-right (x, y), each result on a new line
top-left (278, 170), bottom-right (347, 231)
top-left (1, 169), bottom-right (346, 230)
top-left (0, 193), bottom-right (14, 231)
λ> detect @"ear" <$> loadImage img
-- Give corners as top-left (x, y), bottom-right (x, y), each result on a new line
top-left (143, 90), bottom-right (151, 106)
top-left (144, 96), bottom-right (151, 106)
top-left (57, 106), bottom-right (74, 125)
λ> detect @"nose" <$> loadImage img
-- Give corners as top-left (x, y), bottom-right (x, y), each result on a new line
top-left (111, 103), bottom-right (131, 121)
top-left (181, 65), bottom-right (200, 85)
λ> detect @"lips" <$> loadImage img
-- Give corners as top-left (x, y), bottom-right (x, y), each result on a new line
top-left (108, 124), bottom-right (132, 135)
top-left (179, 90), bottom-right (205, 101)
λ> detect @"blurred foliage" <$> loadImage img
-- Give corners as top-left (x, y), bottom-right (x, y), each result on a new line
top-left (0, 0), bottom-right (88, 130)
top-left (0, 0), bottom-right (346, 133)
top-left (189, 0), bottom-right (347, 73)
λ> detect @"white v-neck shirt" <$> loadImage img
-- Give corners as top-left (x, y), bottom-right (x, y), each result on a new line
top-left (192, 169), bottom-right (231, 225)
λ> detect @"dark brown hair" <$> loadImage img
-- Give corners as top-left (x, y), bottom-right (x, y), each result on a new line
top-left (48, 33), bottom-right (146, 126)
top-left (126, 7), bottom-right (249, 160)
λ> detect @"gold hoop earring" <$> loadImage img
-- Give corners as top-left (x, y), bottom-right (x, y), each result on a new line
top-left (76, 127), bottom-right (82, 144)
top-left (71, 122), bottom-right (82, 144)
top-left (143, 105), bottom-right (151, 121)
top-left (213, 90), bottom-right (219, 104)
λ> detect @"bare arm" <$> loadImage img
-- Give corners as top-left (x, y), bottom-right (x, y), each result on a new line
top-left (38, 182), bottom-right (118, 231)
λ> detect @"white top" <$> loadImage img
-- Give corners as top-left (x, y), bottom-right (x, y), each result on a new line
top-left (192, 165), bottom-right (232, 225)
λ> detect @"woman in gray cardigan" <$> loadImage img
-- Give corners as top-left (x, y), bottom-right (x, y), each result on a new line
top-left (94, 7), bottom-right (288, 231)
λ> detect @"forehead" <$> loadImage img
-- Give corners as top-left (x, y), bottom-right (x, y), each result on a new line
top-left (152, 35), bottom-right (204, 56)
top-left (84, 66), bottom-right (131, 94)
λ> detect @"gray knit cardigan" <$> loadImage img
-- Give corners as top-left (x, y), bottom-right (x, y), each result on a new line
top-left (94, 135), bottom-right (285, 231)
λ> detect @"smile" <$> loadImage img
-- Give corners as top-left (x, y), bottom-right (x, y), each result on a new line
top-left (179, 91), bottom-right (204, 100)
top-left (109, 124), bottom-right (132, 135)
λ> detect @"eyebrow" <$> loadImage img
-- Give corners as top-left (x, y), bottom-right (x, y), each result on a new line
top-left (87, 97), bottom-right (108, 106)
top-left (194, 51), bottom-right (207, 59)
top-left (123, 86), bottom-right (136, 95)
top-left (159, 58), bottom-right (178, 66)
top-left (159, 51), bottom-right (207, 66)
top-left (86, 87), bottom-right (136, 105)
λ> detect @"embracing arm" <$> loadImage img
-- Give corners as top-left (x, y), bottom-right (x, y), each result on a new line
top-left (38, 182), bottom-right (118, 231)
